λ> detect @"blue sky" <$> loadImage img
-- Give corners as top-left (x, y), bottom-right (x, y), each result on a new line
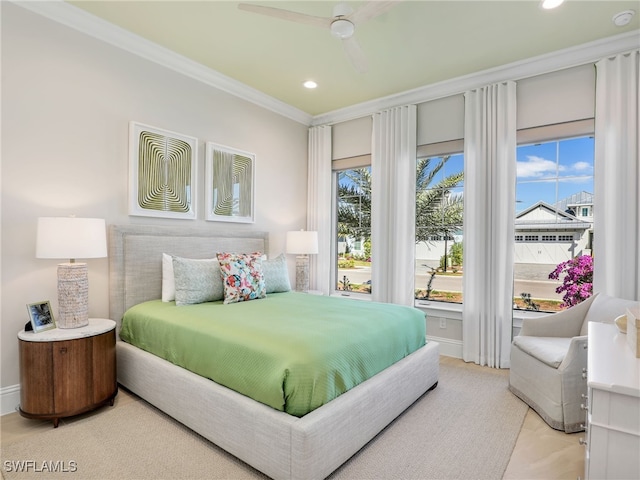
top-left (515, 136), bottom-right (594, 213)
top-left (339, 135), bottom-right (595, 215)
top-left (425, 136), bottom-right (594, 214)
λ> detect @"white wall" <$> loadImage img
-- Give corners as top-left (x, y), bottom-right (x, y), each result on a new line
top-left (0, 4), bottom-right (308, 400)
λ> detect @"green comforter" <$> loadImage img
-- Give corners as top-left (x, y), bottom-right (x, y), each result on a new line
top-left (120, 292), bottom-right (426, 416)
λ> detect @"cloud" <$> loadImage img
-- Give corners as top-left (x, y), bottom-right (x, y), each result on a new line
top-left (572, 161), bottom-right (592, 172)
top-left (516, 155), bottom-right (563, 178)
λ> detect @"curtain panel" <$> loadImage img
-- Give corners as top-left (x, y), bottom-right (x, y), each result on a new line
top-left (371, 105), bottom-right (417, 306)
top-left (307, 125), bottom-right (333, 295)
top-left (462, 81), bottom-right (517, 368)
top-left (594, 50), bottom-right (640, 301)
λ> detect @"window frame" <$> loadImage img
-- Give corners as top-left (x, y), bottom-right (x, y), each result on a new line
top-left (414, 140), bottom-right (465, 308)
top-left (332, 159), bottom-right (373, 300)
top-left (514, 119), bottom-right (595, 313)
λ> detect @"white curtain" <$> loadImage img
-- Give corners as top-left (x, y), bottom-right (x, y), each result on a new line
top-left (594, 50), bottom-right (640, 301)
top-left (462, 82), bottom-right (516, 368)
top-left (307, 125), bottom-right (333, 295)
top-left (371, 105), bottom-right (417, 306)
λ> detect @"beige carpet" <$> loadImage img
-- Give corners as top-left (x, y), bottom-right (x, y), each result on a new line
top-left (1, 361), bottom-right (527, 480)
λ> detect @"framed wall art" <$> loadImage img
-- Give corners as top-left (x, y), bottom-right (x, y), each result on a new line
top-left (129, 122), bottom-right (198, 219)
top-left (205, 142), bottom-right (255, 223)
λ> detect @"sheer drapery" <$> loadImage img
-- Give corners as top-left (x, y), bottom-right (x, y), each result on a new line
top-left (307, 125), bottom-right (333, 294)
top-left (371, 105), bottom-right (417, 306)
top-left (462, 82), bottom-right (516, 368)
top-left (594, 50), bottom-right (640, 301)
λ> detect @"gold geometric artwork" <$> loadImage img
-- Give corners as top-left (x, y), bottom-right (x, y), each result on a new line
top-left (129, 122), bottom-right (198, 219)
top-left (205, 142), bottom-right (255, 223)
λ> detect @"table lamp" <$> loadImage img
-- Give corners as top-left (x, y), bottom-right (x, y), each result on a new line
top-left (36, 217), bottom-right (107, 328)
top-left (286, 230), bottom-right (318, 292)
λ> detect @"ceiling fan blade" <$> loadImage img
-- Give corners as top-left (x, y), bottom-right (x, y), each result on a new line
top-left (238, 3), bottom-right (331, 29)
top-left (348, 1), bottom-right (402, 26)
top-left (342, 36), bottom-right (368, 74)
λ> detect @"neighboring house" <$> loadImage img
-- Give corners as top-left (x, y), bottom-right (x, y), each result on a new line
top-left (337, 236), bottom-right (366, 258)
top-left (515, 192), bottom-right (593, 264)
top-left (415, 234), bottom-right (463, 266)
top-left (418, 191), bottom-right (594, 267)
top-left (555, 191), bottom-right (594, 220)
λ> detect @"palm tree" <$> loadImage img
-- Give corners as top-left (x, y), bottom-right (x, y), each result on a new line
top-left (338, 156), bottom-right (464, 252)
top-left (337, 168), bottom-right (371, 241)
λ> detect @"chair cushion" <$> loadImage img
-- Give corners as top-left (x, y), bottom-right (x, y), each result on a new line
top-left (581, 294), bottom-right (640, 335)
top-left (513, 336), bottom-right (573, 368)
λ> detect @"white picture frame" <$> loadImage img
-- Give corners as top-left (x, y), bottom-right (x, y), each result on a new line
top-left (27, 300), bottom-right (56, 333)
top-left (205, 142), bottom-right (255, 223)
top-left (129, 122), bottom-right (198, 219)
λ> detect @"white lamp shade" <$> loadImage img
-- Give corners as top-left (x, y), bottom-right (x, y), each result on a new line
top-left (286, 230), bottom-right (318, 255)
top-left (36, 217), bottom-right (107, 260)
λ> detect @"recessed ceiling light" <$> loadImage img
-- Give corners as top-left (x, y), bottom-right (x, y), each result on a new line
top-left (303, 80), bottom-right (318, 89)
top-left (540, 0), bottom-right (564, 9)
top-left (612, 10), bottom-right (635, 27)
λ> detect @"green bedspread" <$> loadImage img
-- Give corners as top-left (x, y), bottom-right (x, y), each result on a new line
top-left (120, 292), bottom-right (426, 417)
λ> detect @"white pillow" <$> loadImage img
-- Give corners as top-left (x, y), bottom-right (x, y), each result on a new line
top-left (162, 253), bottom-right (176, 302)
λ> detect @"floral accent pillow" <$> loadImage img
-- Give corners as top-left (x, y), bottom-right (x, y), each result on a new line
top-left (216, 252), bottom-right (266, 304)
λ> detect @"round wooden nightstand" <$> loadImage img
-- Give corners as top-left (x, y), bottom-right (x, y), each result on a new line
top-left (18, 318), bottom-right (118, 427)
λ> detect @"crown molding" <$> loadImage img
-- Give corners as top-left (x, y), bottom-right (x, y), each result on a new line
top-left (311, 30), bottom-right (640, 126)
top-left (12, 0), bottom-right (313, 126)
top-left (11, 1), bottom-right (638, 129)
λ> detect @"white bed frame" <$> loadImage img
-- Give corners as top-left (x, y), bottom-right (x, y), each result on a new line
top-left (109, 224), bottom-right (439, 480)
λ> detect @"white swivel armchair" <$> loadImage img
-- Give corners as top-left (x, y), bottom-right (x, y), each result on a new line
top-left (509, 293), bottom-right (638, 433)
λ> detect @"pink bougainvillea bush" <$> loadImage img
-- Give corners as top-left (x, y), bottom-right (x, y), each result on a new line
top-left (548, 255), bottom-right (593, 308)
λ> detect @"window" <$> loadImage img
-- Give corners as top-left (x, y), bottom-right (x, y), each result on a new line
top-left (336, 167), bottom-right (371, 294)
top-left (415, 153), bottom-right (464, 303)
top-left (514, 135), bottom-right (594, 312)
top-left (515, 235), bottom-right (524, 242)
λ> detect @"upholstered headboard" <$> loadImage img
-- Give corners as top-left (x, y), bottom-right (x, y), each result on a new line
top-left (108, 224), bottom-right (268, 330)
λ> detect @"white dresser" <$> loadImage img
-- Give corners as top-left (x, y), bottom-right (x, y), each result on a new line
top-left (584, 322), bottom-right (640, 479)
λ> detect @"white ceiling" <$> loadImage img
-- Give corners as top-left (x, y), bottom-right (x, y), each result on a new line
top-left (65, 1), bottom-right (639, 117)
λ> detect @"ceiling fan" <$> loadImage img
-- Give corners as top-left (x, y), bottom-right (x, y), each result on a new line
top-left (237, 1), bottom-right (401, 73)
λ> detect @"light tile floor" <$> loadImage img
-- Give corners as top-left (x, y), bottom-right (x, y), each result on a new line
top-left (504, 408), bottom-right (584, 479)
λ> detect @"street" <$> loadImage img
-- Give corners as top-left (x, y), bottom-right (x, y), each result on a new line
top-left (338, 263), bottom-right (563, 300)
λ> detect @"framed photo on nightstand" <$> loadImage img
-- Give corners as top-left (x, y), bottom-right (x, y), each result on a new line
top-left (27, 301), bottom-right (56, 333)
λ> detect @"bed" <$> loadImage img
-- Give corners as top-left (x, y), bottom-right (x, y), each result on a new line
top-left (109, 224), bottom-right (440, 480)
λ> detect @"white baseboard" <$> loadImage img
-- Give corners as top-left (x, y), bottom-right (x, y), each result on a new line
top-left (427, 335), bottom-right (463, 359)
top-left (1, 384), bottom-right (20, 416)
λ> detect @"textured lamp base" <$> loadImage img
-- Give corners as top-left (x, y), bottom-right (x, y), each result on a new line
top-left (295, 255), bottom-right (310, 293)
top-left (57, 263), bottom-right (89, 328)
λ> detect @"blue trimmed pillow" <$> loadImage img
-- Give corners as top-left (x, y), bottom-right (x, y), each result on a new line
top-left (262, 254), bottom-right (291, 293)
top-left (216, 252), bottom-right (266, 304)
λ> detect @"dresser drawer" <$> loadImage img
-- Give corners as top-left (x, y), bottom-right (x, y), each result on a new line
top-left (586, 322), bottom-right (640, 480)
top-left (587, 423), bottom-right (640, 479)
top-left (590, 389), bottom-right (640, 435)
